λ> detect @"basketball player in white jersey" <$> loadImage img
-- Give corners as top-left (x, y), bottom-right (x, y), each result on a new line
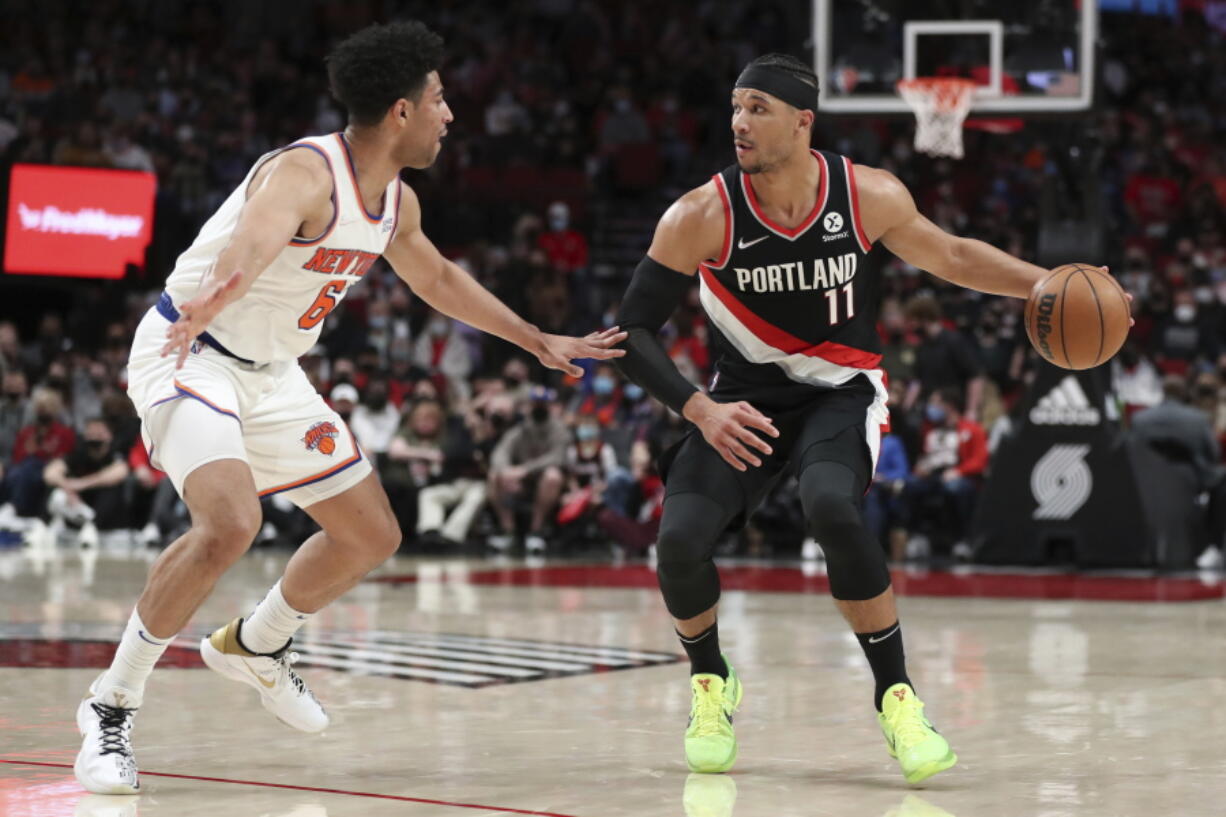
top-left (74, 21), bottom-right (626, 794)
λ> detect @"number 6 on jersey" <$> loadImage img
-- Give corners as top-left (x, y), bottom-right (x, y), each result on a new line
top-left (298, 279), bottom-right (346, 330)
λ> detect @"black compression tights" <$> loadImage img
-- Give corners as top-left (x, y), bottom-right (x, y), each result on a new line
top-left (655, 493), bottom-right (736, 621)
top-left (797, 459), bottom-right (891, 601)
top-left (655, 460), bottom-right (891, 619)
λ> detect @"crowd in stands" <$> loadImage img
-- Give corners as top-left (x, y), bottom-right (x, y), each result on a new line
top-left (0, 2), bottom-right (1224, 563)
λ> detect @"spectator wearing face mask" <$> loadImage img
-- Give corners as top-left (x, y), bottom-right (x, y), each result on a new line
top-left (1154, 290), bottom-right (1220, 375)
top-left (38, 417), bottom-right (130, 547)
top-left (349, 377), bottom-right (400, 458)
top-left (486, 386), bottom-right (570, 554)
top-left (329, 383), bottom-right (358, 425)
top-left (557, 416), bottom-right (621, 532)
top-left (3, 388), bottom-right (75, 519)
top-left (537, 201), bottom-right (589, 275)
top-left (895, 388), bottom-right (988, 561)
top-left (569, 363), bottom-right (624, 428)
top-left (412, 310), bottom-right (473, 404)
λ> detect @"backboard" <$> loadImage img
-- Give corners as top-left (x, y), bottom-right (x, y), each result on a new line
top-left (813, 0), bottom-right (1097, 114)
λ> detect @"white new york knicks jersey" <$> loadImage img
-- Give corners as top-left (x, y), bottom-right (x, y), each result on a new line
top-left (163, 133), bottom-right (402, 363)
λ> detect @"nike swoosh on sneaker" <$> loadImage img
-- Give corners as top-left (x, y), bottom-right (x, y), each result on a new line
top-left (868, 625), bottom-right (901, 644)
top-left (737, 235), bottom-right (769, 249)
top-left (243, 662), bottom-right (277, 689)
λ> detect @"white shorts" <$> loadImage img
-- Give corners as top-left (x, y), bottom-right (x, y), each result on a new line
top-left (127, 307), bottom-right (371, 508)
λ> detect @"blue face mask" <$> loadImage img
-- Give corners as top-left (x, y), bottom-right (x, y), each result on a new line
top-left (576, 425), bottom-right (599, 441)
top-left (925, 404), bottom-right (947, 424)
top-left (592, 375), bottom-right (615, 396)
top-left (624, 383), bottom-right (644, 401)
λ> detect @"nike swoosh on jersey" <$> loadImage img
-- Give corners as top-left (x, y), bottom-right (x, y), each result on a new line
top-left (737, 235), bottom-right (770, 249)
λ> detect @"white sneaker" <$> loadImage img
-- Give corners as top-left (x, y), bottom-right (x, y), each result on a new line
top-left (1196, 545), bottom-right (1223, 571)
top-left (905, 535), bottom-right (931, 562)
top-left (74, 676), bottom-right (140, 794)
top-left (200, 617), bottom-right (328, 733)
top-left (525, 534), bottom-right (547, 554)
top-left (137, 522), bottom-right (161, 548)
top-left (78, 521), bottom-right (99, 550)
top-left (951, 541), bottom-right (974, 562)
top-left (487, 533), bottom-right (515, 551)
top-left (800, 538), bottom-right (825, 562)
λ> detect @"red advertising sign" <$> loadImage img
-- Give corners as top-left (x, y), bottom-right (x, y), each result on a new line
top-left (4, 164), bottom-right (156, 279)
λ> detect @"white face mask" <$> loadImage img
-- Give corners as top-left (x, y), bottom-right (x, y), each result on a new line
top-left (1175, 304), bottom-right (1197, 323)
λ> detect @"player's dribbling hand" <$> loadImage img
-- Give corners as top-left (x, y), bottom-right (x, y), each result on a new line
top-left (161, 269), bottom-right (244, 369)
top-left (535, 327), bottom-right (628, 378)
top-left (689, 399), bottom-right (780, 472)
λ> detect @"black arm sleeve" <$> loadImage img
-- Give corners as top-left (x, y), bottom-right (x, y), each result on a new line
top-left (613, 256), bottom-right (700, 415)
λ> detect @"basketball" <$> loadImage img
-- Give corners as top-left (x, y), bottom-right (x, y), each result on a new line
top-left (1024, 264), bottom-right (1130, 370)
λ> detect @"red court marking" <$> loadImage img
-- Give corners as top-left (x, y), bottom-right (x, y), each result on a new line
top-left (0, 760), bottom-right (582, 817)
top-left (368, 565), bottom-right (1225, 602)
top-left (0, 640), bottom-right (203, 669)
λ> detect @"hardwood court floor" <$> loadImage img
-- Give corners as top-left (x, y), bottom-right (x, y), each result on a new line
top-left (1, 547), bottom-right (1224, 817)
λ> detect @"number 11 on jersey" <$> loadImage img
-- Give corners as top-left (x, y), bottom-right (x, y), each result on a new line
top-left (824, 281), bottom-right (855, 325)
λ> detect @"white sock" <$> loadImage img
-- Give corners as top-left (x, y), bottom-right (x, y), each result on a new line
top-left (240, 580), bottom-right (312, 654)
top-left (99, 609), bottom-right (172, 705)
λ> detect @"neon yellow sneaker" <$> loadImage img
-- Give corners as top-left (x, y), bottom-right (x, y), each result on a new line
top-left (684, 657), bottom-right (743, 774)
top-left (878, 683), bottom-right (957, 784)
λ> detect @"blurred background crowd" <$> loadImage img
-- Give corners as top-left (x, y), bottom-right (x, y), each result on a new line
top-left (0, 0), bottom-right (1224, 564)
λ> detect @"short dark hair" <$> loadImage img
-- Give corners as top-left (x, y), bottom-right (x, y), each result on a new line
top-left (1161, 374), bottom-right (1188, 403)
top-left (904, 294), bottom-right (943, 324)
top-left (326, 21), bottom-right (445, 127)
top-left (743, 52), bottom-right (820, 98)
top-left (936, 387), bottom-right (964, 413)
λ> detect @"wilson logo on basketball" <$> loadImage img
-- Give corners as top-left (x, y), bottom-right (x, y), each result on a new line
top-left (303, 421), bottom-right (339, 455)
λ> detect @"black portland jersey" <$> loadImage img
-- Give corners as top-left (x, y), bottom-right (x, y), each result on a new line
top-left (698, 150), bottom-right (887, 409)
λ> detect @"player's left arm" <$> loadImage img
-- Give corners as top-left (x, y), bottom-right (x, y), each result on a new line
top-left (855, 165), bottom-right (1047, 299)
top-left (384, 182), bottom-right (625, 377)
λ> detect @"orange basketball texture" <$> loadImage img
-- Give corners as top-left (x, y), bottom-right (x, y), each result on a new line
top-left (317, 436), bottom-right (336, 455)
top-left (1024, 264), bottom-right (1131, 370)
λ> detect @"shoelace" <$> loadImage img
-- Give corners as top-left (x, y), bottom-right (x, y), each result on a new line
top-left (91, 702), bottom-right (135, 757)
top-left (690, 686), bottom-right (728, 737)
top-left (276, 651), bottom-right (309, 696)
top-left (889, 702), bottom-right (931, 749)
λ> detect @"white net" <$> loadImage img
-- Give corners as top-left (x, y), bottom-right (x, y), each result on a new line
top-left (897, 78), bottom-right (976, 159)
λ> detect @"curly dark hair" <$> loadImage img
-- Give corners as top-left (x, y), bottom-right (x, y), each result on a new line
top-left (744, 52), bottom-right (820, 97)
top-left (326, 21), bottom-right (445, 127)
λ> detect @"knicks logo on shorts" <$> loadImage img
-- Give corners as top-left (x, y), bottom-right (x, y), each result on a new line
top-left (303, 421), bottom-right (340, 455)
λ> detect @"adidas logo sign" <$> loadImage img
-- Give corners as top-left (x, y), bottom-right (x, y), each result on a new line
top-left (1029, 376), bottom-right (1101, 426)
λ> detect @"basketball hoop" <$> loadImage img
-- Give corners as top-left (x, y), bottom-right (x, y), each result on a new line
top-left (897, 78), bottom-right (976, 159)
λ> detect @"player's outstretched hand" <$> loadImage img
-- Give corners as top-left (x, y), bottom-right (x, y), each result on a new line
top-left (161, 270), bottom-right (244, 369)
top-left (536, 326), bottom-right (628, 378)
top-left (692, 400), bottom-right (780, 472)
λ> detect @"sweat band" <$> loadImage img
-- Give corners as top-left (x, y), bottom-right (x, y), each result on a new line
top-left (734, 64), bottom-right (819, 112)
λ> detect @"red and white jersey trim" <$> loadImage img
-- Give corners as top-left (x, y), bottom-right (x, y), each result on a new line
top-left (740, 150), bottom-right (830, 241)
top-left (843, 156), bottom-right (872, 253)
top-left (705, 173), bottom-right (735, 269)
top-left (698, 265), bottom-right (890, 422)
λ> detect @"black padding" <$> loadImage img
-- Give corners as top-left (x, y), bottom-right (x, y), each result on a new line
top-left (613, 257), bottom-right (699, 414)
top-left (655, 492), bottom-right (741, 620)
top-left (797, 453), bottom-right (891, 601)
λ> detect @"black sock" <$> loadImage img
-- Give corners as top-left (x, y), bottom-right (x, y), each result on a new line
top-left (678, 622), bottom-right (727, 678)
top-left (856, 621), bottom-right (911, 711)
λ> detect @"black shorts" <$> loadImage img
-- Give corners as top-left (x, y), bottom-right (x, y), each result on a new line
top-left (659, 374), bottom-right (881, 531)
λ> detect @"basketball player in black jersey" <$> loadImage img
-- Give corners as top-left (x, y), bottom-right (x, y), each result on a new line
top-left (613, 53), bottom-right (1062, 784)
